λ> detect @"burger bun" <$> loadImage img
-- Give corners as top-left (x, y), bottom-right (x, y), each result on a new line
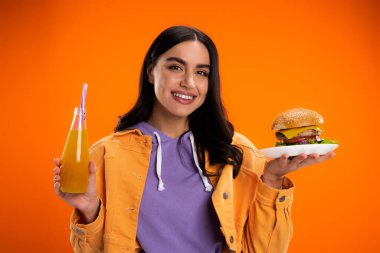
top-left (272, 108), bottom-right (324, 130)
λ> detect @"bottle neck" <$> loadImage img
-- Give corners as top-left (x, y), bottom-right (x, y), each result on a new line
top-left (71, 107), bottom-right (87, 131)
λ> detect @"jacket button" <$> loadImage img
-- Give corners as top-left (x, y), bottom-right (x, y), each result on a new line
top-left (279, 196), bottom-right (286, 202)
top-left (223, 192), bottom-right (228, 199)
top-left (76, 228), bottom-right (84, 235)
top-left (230, 235), bottom-right (234, 243)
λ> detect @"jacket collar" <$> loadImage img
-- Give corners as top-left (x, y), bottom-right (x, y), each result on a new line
top-left (113, 128), bottom-right (144, 136)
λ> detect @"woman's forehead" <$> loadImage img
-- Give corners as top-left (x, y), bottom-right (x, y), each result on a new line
top-left (160, 41), bottom-right (210, 66)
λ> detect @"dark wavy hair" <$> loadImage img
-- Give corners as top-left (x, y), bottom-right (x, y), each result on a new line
top-left (115, 26), bottom-right (243, 178)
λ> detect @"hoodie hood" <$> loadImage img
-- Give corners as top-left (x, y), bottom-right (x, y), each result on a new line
top-left (133, 121), bottom-right (213, 192)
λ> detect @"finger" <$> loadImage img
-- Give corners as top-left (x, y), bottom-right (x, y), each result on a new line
top-left (288, 153), bottom-right (307, 169)
top-left (298, 153), bottom-right (320, 168)
top-left (53, 158), bottom-right (61, 167)
top-left (89, 161), bottom-right (96, 175)
top-left (299, 152), bottom-right (335, 168)
top-left (53, 166), bottom-right (60, 175)
top-left (324, 151), bottom-right (336, 159)
top-left (54, 175), bottom-right (61, 182)
top-left (86, 161), bottom-right (97, 194)
top-left (315, 151), bottom-right (335, 163)
top-left (309, 153), bottom-right (320, 159)
top-left (88, 161), bottom-right (96, 184)
top-left (278, 154), bottom-right (289, 168)
top-left (54, 181), bottom-right (62, 195)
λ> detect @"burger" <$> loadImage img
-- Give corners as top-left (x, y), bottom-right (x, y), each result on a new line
top-left (272, 108), bottom-right (337, 146)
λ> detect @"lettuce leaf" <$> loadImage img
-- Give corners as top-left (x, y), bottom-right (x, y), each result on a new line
top-left (275, 138), bottom-right (338, 146)
top-left (318, 138), bottom-right (339, 144)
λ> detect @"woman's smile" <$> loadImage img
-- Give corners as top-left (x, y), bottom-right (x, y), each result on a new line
top-left (171, 91), bottom-right (197, 104)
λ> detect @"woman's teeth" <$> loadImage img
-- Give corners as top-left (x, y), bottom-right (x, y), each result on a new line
top-left (173, 93), bottom-right (194, 100)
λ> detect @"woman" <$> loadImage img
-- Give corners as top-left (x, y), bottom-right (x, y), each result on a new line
top-left (53, 26), bottom-right (334, 253)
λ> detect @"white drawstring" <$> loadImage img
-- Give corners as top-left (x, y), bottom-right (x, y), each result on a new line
top-left (189, 133), bottom-right (213, 192)
top-left (153, 131), bottom-right (213, 192)
top-left (153, 132), bottom-right (165, 191)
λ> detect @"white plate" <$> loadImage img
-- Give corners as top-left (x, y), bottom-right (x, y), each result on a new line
top-left (259, 144), bottom-right (339, 159)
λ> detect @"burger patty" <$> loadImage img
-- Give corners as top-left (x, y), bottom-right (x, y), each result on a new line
top-left (276, 129), bottom-right (322, 140)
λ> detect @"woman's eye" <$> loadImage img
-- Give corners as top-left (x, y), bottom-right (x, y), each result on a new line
top-left (197, 71), bottom-right (209, 77)
top-left (168, 65), bottom-right (182, 71)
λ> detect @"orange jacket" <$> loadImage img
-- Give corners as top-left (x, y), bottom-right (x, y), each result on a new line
top-left (69, 129), bottom-right (294, 253)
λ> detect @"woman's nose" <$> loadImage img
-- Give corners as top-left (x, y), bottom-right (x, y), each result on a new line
top-left (180, 74), bottom-right (195, 89)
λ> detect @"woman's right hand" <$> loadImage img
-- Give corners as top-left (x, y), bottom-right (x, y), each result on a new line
top-left (53, 158), bottom-right (100, 224)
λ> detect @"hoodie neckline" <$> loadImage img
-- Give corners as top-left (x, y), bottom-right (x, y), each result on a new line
top-left (137, 121), bottom-right (192, 144)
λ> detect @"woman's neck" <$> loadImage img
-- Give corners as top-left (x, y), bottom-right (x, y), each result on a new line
top-left (148, 104), bottom-right (189, 139)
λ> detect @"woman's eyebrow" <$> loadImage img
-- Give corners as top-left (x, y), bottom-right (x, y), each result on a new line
top-left (165, 57), bottom-right (210, 69)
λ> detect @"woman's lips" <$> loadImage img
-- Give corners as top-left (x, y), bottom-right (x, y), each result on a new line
top-left (172, 92), bottom-right (196, 105)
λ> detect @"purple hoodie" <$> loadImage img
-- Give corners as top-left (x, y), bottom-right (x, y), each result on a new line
top-left (133, 121), bottom-right (223, 252)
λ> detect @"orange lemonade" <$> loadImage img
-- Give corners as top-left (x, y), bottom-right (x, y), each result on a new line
top-left (60, 129), bottom-right (89, 193)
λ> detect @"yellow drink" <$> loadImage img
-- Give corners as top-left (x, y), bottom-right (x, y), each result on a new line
top-left (60, 129), bottom-right (89, 193)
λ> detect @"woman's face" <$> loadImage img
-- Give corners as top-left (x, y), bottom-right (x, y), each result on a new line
top-left (148, 41), bottom-right (210, 120)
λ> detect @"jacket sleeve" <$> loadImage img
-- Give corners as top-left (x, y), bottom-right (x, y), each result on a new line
top-left (242, 174), bottom-right (294, 253)
top-left (69, 141), bottom-right (107, 253)
top-left (232, 132), bottom-right (294, 252)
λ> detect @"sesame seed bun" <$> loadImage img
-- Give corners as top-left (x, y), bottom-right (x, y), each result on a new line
top-left (271, 108), bottom-right (324, 130)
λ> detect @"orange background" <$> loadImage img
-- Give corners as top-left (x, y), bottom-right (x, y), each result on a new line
top-left (0, 0), bottom-right (379, 252)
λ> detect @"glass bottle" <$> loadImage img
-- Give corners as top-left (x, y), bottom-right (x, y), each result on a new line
top-left (60, 107), bottom-right (89, 193)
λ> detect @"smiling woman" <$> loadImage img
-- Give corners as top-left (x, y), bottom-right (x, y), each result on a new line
top-left (147, 41), bottom-right (210, 127)
top-left (53, 25), bottom-right (335, 253)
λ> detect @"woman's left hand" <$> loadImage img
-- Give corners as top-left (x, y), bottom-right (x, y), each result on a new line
top-left (262, 152), bottom-right (336, 189)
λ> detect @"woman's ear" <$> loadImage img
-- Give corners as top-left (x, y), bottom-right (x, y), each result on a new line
top-left (147, 65), bottom-right (154, 84)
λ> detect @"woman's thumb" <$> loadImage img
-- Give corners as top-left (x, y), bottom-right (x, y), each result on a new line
top-left (89, 161), bottom-right (96, 175)
top-left (88, 161), bottom-right (97, 184)
top-left (86, 161), bottom-right (97, 194)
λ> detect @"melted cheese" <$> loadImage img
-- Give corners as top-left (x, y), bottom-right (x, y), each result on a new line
top-left (278, 126), bottom-right (321, 139)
